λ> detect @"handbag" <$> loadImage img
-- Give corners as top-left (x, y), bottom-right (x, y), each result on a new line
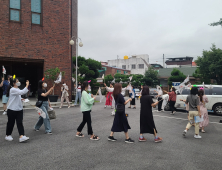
top-left (48, 110), bottom-right (56, 119)
top-left (35, 101), bottom-right (43, 108)
top-left (115, 96), bottom-right (125, 113)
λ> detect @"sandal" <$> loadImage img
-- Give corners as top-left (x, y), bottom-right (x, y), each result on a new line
top-left (76, 132), bottom-right (84, 137)
top-left (133, 107), bottom-right (136, 109)
top-left (90, 135), bottom-right (100, 141)
top-left (201, 130), bottom-right (206, 133)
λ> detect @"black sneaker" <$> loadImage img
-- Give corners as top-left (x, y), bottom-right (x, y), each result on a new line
top-left (46, 132), bottom-right (52, 135)
top-left (108, 136), bottom-right (117, 142)
top-left (125, 138), bottom-right (134, 143)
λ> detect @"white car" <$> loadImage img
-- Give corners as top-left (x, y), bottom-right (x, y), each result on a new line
top-left (163, 85), bottom-right (222, 115)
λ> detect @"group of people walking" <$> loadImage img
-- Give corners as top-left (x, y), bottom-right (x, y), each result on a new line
top-left (1, 74), bottom-right (209, 143)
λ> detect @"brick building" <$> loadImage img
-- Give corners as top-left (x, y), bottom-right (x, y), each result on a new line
top-left (0, 0), bottom-right (77, 99)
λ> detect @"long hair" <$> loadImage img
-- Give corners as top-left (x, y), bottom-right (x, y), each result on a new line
top-left (38, 80), bottom-right (44, 90)
top-left (142, 86), bottom-right (150, 96)
top-left (198, 89), bottom-right (204, 102)
top-left (172, 87), bottom-right (176, 94)
top-left (81, 81), bottom-right (89, 92)
top-left (6, 78), bottom-right (17, 97)
top-left (113, 83), bottom-right (122, 100)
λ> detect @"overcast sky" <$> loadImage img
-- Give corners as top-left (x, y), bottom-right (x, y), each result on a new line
top-left (78, 0), bottom-right (222, 65)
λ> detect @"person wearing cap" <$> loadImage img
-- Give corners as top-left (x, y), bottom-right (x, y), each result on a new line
top-left (0, 75), bottom-right (12, 115)
top-left (60, 82), bottom-right (70, 108)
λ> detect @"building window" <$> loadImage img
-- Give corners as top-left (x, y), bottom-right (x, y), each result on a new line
top-left (132, 64), bottom-right (136, 69)
top-left (9, 0), bottom-right (21, 22)
top-left (124, 71), bottom-right (128, 74)
top-left (139, 64), bottom-right (144, 69)
top-left (117, 70), bottom-right (121, 73)
top-left (122, 65), bottom-right (126, 69)
top-left (31, 0), bottom-right (42, 25)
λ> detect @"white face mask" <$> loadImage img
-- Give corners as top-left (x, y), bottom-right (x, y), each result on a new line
top-left (16, 82), bottom-right (21, 87)
top-left (43, 83), bottom-right (47, 88)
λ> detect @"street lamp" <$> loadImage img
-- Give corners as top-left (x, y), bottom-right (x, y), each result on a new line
top-left (69, 37), bottom-right (83, 96)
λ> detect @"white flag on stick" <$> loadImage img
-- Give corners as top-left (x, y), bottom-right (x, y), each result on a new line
top-left (72, 77), bottom-right (75, 82)
top-left (184, 75), bottom-right (189, 83)
top-left (102, 74), bottom-right (104, 79)
top-left (98, 88), bottom-right (104, 103)
top-left (2, 66), bottom-right (6, 74)
top-left (111, 78), bottom-right (115, 83)
top-left (35, 107), bottom-right (46, 119)
top-left (54, 72), bottom-right (62, 84)
top-left (129, 76), bottom-right (133, 82)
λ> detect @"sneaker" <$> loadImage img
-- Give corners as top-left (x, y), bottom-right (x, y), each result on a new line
top-left (5, 135), bottom-right (13, 141)
top-left (125, 138), bottom-right (134, 143)
top-left (46, 132), bottom-right (52, 135)
top-left (3, 111), bottom-right (7, 115)
top-left (34, 129), bottom-right (39, 131)
top-left (194, 135), bottom-right (202, 139)
top-left (154, 137), bottom-right (162, 143)
top-left (108, 136), bottom-right (117, 142)
top-left (139, 137), bottom-right (147, 142)
top-left (183, 130), bottom-right (187, 137)
top-left (19, 136), bottom-right (29, 143)
top-left (104, 106), bottom-right (107, 108)
top-left (173, 111), bottom-right (176, 115)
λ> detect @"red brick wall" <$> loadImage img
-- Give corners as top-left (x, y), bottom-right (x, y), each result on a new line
top-left (0, 0), bottom-right (77, 99)
top-left (102, 65), bottom-right (131, 77)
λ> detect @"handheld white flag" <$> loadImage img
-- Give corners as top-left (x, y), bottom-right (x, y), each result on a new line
top-left (98, 88), bottom-right (104, 103)
top-left (129, 76), bottom-right (133, 82)
top-left (111, 78), bottom-right (115, 83)
top-left (184, 75), bottom-right (189, 83)
top-left (54, 72), bottom-right (62, 84)
top-left (102, 74), bottom-right (104, 79)
top-left (35, 107), bottom-right (46, 119)
top-left (2, 66), bottom-right (6, 74)
top-left (72, 77), bottom-right (75, 82)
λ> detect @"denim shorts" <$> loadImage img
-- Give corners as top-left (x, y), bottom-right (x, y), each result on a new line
top-left (2, 95), bottom-right (9, 104)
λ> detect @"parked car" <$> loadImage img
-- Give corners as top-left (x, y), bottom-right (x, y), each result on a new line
top-left (162, 85), bottom-right (222, 115)
top-left (134, 88), bottom-right (140, 99)
top-left (150, 88), bottom-right (158, 99)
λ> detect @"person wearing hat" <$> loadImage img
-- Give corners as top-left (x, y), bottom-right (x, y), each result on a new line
top-left (60, 82), bottom-right (70, 109)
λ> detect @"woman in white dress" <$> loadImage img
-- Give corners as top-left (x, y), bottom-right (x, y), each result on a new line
top-left (60, 83), bottom-right (70, 108)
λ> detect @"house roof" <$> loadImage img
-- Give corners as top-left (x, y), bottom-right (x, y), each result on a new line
top-left (158, 67), bottom-right (197, 78)
top-left (101, 64), bottom-right (130, 71)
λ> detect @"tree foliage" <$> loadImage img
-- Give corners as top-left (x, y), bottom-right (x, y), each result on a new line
top-left (209, 18), bottom-right (222, 27)
top-left (168, 68), bottom-right (186, 86)
top-left (143, 67), bottom-right (159, 87)
top-left (73, 56), bottom-right (102, 87)
top-left (195, 44), bottom-right (222, 85)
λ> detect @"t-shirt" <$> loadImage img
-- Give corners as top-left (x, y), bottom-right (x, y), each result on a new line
top-left (158, 90), bottom-right (163, 98)
top-left (3, 80), bottom-right (10, 95)
top-left (38, 89), bottom-right (48, 101)
top-left (186, 95), bottom-right (200, 111)
top-left (77, 85), bottom-right (81, 92)
top-left (168, 91), bottom-right (176, 101)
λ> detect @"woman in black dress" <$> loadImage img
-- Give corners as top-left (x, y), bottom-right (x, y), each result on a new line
top-left (139, 86), bottom-right (163, 143)
top-left (108, 83), bottom-right (134, 143)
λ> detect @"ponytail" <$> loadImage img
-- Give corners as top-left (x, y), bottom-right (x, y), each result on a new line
top-left (81, 81), bottom-right (89, 93)
top-left (6, 78), bottom-right (17, 97)
top-left (172, 87), bottom-right (176, 94)
top-left (198, 89), bottom-right (204, 102)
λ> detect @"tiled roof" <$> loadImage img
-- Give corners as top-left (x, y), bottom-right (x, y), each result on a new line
top-left (158, 67), bottom-right (197, 78)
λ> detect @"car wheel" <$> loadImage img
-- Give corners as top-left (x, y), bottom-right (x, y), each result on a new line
top-left (213, 104), bottom-right (222, 115)
top-left (164, 103), bottom-right (170, 111)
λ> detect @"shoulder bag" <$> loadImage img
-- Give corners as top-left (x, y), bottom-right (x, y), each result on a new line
top-left (115, 95), bottom-right (125, 113)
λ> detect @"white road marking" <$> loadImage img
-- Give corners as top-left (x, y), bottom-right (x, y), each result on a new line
top-left (153, 114), bottom-right (222, 125)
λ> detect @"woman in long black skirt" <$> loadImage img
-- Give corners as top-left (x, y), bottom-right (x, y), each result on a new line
top-left (108, 83), bottom-right (134, 143)
top-left (139, 86), bottom-right (163, 143)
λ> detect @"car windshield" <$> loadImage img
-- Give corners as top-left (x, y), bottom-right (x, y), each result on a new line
top-left (134, 89), bottom-right (140, 92)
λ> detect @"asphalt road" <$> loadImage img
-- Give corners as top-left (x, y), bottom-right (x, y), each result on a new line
top-left (0, 98), bottom-right (222, 170)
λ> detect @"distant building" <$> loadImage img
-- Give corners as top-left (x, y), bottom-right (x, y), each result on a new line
top-left (107, 54), bottom-right (150, 75)
top-left (165, 57), bottom-right (193, 67)
top-left (150, 64), bottom-right (163, 70)
top-left (97, 64), bottom-right (131, 83)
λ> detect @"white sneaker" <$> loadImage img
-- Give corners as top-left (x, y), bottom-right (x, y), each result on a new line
top-left (19, 136), bottom-right (30, 143)
top-left (173, 111), bottom-right (176, 115)
top-left (3, 111), bottom-right (7, 115)
top-left (194, 135), bottom-right (202, 139)
top-left (5, 135), bottom-right (13, 141)
top-left (104, 106), bottom-right (107, 108)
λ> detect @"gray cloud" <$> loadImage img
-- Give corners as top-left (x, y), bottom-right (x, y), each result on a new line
top-left (78, 0), bottom-right (222, 64)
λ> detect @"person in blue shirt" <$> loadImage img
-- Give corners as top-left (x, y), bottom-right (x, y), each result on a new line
top-left (128, 85), bottom-right (136, 109)
top-left (0, 75), bottom-right (12, 115)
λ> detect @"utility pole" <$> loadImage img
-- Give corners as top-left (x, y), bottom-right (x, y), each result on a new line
top-left (163, 54), bottom-right (164, 68)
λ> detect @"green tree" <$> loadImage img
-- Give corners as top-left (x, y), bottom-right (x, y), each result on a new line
top-left (168, 68), bottom-right (186, 86)
top-left (192, 68), bottom-right (211, 84)
top-left (73, 56), bottom-right (102, 87)
top-left (143, 67), bottom-right (159, 87)
top-left (104, 74), bottom-right (114, 85)
top-left (195, 44), bottom-right (222, 84)
top-left (209, 18), bottom-right (222, 27)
